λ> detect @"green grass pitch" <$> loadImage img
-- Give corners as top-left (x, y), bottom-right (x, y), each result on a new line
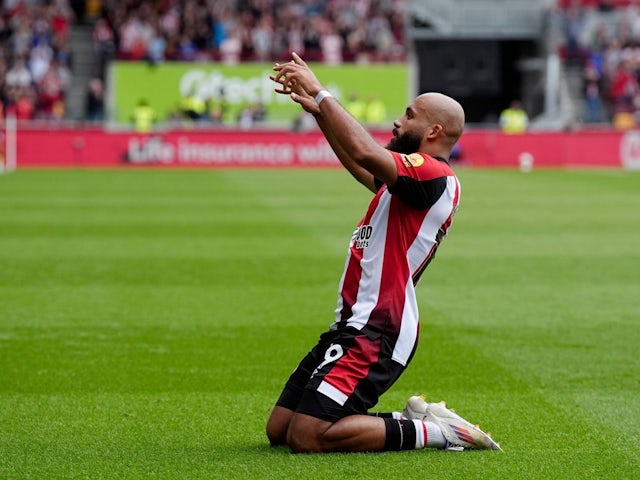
top-left (0, 168), bottom-right (638, 479)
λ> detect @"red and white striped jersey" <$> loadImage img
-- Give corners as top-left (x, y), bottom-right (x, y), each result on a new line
top-left (331, 151), bottom-right (461, 366)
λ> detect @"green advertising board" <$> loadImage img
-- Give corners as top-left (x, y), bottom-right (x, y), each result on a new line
top-left (110, 62), bottom-right (408, 126)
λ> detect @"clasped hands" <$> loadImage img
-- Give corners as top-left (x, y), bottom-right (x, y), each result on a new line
top-left (270, 53), bottom-right (324, 114)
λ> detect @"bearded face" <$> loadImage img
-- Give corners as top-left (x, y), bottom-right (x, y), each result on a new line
top-left (385, 129), bottom-right (423, 154)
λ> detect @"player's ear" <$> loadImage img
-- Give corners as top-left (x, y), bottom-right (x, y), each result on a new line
top-left (426, 124), bottom-right (443, 138)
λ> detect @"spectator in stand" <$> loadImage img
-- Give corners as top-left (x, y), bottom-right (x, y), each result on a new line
top-left (319, 20), bottom-right (343, 65)
top-left (211, 7), bottom-right (232, 51)
top-left (388, 10), bottom-right (406, 60)
top-left (499, 100), bottom-right (529, 134)
top-left (147, 30), bottom-right (167, 65)
top-left (92, 17), bottom-right (115, 78)
top-left (5, 84), bottom-right (36, 121)
top-left (367, 4), bottom-right (394, 61)
top-left (583, 63), bottom-right (605, 123)
top-left (192, 20), bottom-right (212, 54)
top-left (589, 21), bottom-right (610, 58)
top-left (302, 15), bottom-right (323, 61)
top-left (131, 97), bottom-right (156, 133)
top-left (55, 53), bottom-right (72, 90)
top-left (85, 77), bottom-right (105, 122)
top-left (158, 2), bottom-right (181, 40)
top-left (237, 103), bottom-right (255, 130)
top-left (364, 94), bottom-right (387, 124)
top-left (177, 32), bottom-right (197, 61)
top-left (608, 58), bottom-right (639, 129)
top-left (207, 95), bottom-right (228, 124)
top-left (346, 16), bottom-right (369, 62)
top-left (33, 4), bottom-right (56, 44)
top-left (118, 5), bottom-right (155, 60)
top-left (29, 42), bottom-right (54, 84)
top-left (252, 13), bottom-right (275, 62)
top-left (561, 2), bottom-right (588, 65)
top-left (602, 38), bottom-right (622, 82)
top-left (180, 88), bottom-right (206, 122)
top-left (36, 58), bottom-right (67, 121)
top-left (10, 18), bottom-right (33, 58)
top-left (345, 91), bottom-right (366, 121)
top-left (220, 30), bottom-right (241, 65)
top-left (292, 110), bottom-right (316, 132)
top-left (282, 17), bottom-right (305, 59)
top-left (50, 0), bottom-right (72, 44)
top-left (5, 56), bottom-right (32, 90)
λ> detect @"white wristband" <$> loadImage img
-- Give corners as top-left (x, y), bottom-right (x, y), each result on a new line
top-left (315, 90), bottom-right (333, 105)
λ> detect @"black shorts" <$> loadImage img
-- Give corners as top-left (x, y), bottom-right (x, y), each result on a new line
top-left (275, 326), bottom-right (415, 423)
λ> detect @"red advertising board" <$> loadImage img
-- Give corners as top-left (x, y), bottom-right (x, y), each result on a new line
top-left (10, 126), bottom-right (640, 169)
top-left (458, 129), bottom-right (640, 169)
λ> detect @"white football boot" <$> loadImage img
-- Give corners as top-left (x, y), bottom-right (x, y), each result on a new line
top-left (402, 395), bottom-right (502, 451)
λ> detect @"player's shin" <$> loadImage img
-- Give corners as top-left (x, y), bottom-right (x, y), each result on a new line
top-left (382, 418), bottom-right (446, 450)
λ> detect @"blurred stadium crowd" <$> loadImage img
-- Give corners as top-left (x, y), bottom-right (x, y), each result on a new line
top-left (0, 0), bottom-right (406, 124)
top-left (3, 0), bottom-right (640, 128)
top-left (556, 0), bottom-right (640, 128)
top-left (106, 0), bottom-right (406, 65)
top-left (0, 0), bottom-right (74, 122)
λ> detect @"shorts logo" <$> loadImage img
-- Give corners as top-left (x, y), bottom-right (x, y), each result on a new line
top-left (403, 153), bottom-right (424, 168)
top-left (311, 343), bottom-right (344, 378)
top-left (351, 224), bottom-right (373, 249)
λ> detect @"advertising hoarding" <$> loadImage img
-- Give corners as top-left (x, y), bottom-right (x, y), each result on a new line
top-left (13, 127), bottom-right (634, 170)
top-left (111, 62), bottom-right (409, 126)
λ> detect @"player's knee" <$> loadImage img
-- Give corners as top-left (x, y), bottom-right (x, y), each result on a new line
top-left (287, 419), bottom-right (327, 453)
top-left (285, 412), bottom-right (334, 453)
top-left (266, 410), bottom-right (290, 446)
top-left (266, 423), bottom-right (286, 446)
top-left (286, 428), bottom-right (321, 453)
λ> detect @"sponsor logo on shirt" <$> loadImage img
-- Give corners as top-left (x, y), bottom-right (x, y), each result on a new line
top-left (351, 224), bottom-right (373, 249)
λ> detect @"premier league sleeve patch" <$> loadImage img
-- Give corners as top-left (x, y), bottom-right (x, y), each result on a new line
top-left (402, 153), bottom-right (425, 168)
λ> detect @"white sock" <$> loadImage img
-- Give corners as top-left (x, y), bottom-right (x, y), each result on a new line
top-left (411, 420), bottom-right (446, 449)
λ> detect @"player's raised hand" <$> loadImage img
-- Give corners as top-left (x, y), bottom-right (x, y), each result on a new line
top-left (271, 52), bottom-right (324, 98)
top-left (270, 53), bottom-right (323, 113)
top-left (291, 89), bottom-right (321, 114)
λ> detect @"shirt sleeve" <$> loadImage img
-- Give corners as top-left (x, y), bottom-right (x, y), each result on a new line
top-left (387, 152), bottom-right (450, 210)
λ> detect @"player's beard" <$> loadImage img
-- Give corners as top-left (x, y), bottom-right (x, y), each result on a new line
top-left (385, 130), bottom-right (423, 154)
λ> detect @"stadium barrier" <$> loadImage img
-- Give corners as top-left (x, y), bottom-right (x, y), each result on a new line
top-left (9, 126), bottom-right (640, 169)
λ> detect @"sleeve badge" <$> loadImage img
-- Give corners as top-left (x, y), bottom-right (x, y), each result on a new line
top-left (402, 153), bottom-right (425, 168)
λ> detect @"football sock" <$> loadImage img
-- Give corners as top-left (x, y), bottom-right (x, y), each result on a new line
top-left (424, 421), bottom-right (447, 448)
top-left (383, 418), bottom-right (447, 450)
top-left (383, 418), bottom-right (417, 450)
